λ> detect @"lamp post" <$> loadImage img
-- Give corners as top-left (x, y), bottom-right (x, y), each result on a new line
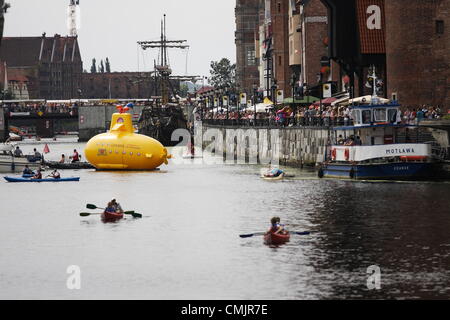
top-left (225, 86), bottom-right (230, 121)
top-left (253, 84), bottom-right (258, 127)
top-left (317, 73), bottom-right (323, 112)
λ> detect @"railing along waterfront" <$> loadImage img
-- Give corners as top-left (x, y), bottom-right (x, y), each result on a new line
top-left (202, 117), bottom-right (354, 128)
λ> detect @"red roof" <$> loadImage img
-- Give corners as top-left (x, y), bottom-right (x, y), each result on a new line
top-left (196, 86), bottom-right (215, 95)
top-left (313, 97), bottom-right (337, 106)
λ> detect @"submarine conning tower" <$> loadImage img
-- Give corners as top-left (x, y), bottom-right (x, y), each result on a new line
top-left (110, 106), bottom-right (134, 134)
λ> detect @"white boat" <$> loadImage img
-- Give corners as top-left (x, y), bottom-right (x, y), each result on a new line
top-left (0, 144), bottom-right (42, 173)
top-left (318, 68), bottom-right (445, 181)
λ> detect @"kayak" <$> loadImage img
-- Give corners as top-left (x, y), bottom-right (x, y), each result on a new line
top-left (262, 173), bottom-right (285, 181)
top-left (101, 211), bottom-right (124, 223)
top-left (22, 174), bottom-right (35, 178)
top-left (4, 176), bottom-right (80, 183)
top-left (264, 232), bottom-right (290, 245)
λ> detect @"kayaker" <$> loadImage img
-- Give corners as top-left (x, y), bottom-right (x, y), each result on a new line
top-left (48, 170), bottom-right (61, 179)
top-left (59, 154), bottom-right (66, 163)
top-left (111, 199), bottom-right (124, 214)
top-left (265, 167), bottom-right (284, 178)
top-left (267, 217), bottom-right (287, 235)
top-left (105, 202), bottom-right (116, 213)
top-left (32, 169), bottom-right (42, 180)
top-left (23, 165), bottom-right (33, 175)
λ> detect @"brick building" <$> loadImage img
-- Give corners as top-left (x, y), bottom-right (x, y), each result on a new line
top-left (321, 0), bottom-right (449, 108)
top-left (296, 0), bottom-right (331, 91)
top-left (0, 34), bottom-right (83, 100)
top-left (270, 0), bottom-right (292, 97)
top-left (385, 0), bottom-right (450, 108)
top-left (81, 72), bottom-right (181, 100)
top-left (235, 0), bottom-right (264, 94)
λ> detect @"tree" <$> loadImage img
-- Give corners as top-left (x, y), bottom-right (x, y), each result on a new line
top-left (105, 57), bottom-right (111, 73)
top-left (99, 60), bottom-right (105, 73)
top-left (209, 58), bottom-right (236, 89)
top-left (179, 82), bottom-right (189, 98)
top-left (90, 58), bottom-right (97, 73)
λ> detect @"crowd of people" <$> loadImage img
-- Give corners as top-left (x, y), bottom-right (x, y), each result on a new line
top-left (2, 102), bottom-right (79, 116)
top-left (198, 103), bottom-right (445, 127)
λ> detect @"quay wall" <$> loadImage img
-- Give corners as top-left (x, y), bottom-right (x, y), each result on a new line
top-left (201, 123), bottom-right (330, 166)
top-left (78, 105), bottom-right (145, 141)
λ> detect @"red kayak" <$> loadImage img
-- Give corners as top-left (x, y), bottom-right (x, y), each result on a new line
top-left (101, 211), bottom-right (124, 223)
top-left (264, 232), bottom-right (290, 245)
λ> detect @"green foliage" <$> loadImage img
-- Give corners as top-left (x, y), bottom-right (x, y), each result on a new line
top-left (99, 60), bottom-right (105, 73)
top-left (105, 57), bottom-right (111, 73)
top-left (90, 58), bottom-right (97, 73)
top-left (209, 58), bottom-right (236, 89)
top-left (179, 83), bottom-right (189, 98)
top-left (443, 115), bottom-right (450, 120)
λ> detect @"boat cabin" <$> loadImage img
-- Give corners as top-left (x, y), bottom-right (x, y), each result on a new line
top-left (328, 98), bottom-right (431, 163)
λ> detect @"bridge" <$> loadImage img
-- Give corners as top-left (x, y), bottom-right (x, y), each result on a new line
top-left (0, 105), bottom-right (148, 142)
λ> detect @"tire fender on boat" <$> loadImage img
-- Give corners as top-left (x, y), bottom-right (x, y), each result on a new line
top-left (318, 167), bottom-right (324, 179)
top-left (349, 167), bottom-right (355, 179)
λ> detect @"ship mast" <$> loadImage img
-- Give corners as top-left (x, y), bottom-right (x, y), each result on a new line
top-left (138, 14), bottom-right (189, 105)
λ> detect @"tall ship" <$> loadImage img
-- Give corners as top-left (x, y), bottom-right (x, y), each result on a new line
top-left (137, 15), bottom-right (189, 147)
top-left (318, 68), bottom-right (447, 181)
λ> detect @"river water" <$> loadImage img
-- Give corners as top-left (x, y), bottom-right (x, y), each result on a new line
top-left (1, 138), bottom-right (450, 300)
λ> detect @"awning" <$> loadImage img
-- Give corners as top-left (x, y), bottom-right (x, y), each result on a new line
top-left (283, 96), bottom-right (320, 104)
top-left (313, 97), bottom-right (338, 106)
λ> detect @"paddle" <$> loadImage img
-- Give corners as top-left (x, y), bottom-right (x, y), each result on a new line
top-left (80, 211), bottom-right (142, 218)
top-left (239, 231), bottom-right (311, 238)
top-left (85, 204), bottom-right (142, 218)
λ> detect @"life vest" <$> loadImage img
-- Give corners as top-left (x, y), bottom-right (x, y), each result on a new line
top-left (73, 152), bottom-right (79, 161)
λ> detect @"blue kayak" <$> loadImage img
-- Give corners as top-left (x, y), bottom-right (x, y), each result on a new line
top-left (22, 174), bottom-right (35, 178)
top-left (4, 177), bottom-right (80, 183)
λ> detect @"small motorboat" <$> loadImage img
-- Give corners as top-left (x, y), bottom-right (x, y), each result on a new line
top-left (264, 232), bottom-right (290, 246)
top-left (101, 211), bottom-right (124, 223)
top-left (4, 176), bottom-right (80, 183)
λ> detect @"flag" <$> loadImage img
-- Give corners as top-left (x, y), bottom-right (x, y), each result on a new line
top-left (43, 144), bottom-right (50, 154)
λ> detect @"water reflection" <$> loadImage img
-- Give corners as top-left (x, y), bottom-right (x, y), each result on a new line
top-left (1, 141), bottom-right (450, 299)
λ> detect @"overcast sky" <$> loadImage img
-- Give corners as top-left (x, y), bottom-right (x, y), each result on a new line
top-left (4, 0), bottom-right (236, 80)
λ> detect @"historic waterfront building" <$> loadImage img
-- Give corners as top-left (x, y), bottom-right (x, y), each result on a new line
top-left (384, 0), bottom-right (449, 108)
top-left (235, 0), bottom-right (264, 95)
top-left (294, 0), bottom-right (335, 97)
top-left (321, 0), bottom-right (449, 108)
top-left (81, 72), bottom-right (161, 99)
top-left (270, 0), bottom-right (292, 97)
top-left (0, 34), bottom-right (83, 100)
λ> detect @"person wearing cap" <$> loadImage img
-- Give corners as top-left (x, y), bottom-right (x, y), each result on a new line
top-left (111, 199), bottom-right (124, 214)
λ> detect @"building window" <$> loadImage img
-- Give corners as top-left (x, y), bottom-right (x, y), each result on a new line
top-left (278, 3), bottom-right (281, 13)
top-left (246, 48), bottom-right (256, 66)
top-left (279, 55), bottom-right (282, 66)
top-left (436, 20), bottom-right (444, 34)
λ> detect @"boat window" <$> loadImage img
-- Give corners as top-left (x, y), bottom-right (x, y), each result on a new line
top-left (388, 109), bottom-right (398, 123)
top-left (374, 109), bottom-right (387, 122)
top-left (352, 109), bottom-right (361, 124)
top-left (362, 110), bottom-right (372, 124)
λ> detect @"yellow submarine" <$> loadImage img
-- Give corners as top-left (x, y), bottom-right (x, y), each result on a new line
top-left (85, 105), bottom-right (172, 170)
